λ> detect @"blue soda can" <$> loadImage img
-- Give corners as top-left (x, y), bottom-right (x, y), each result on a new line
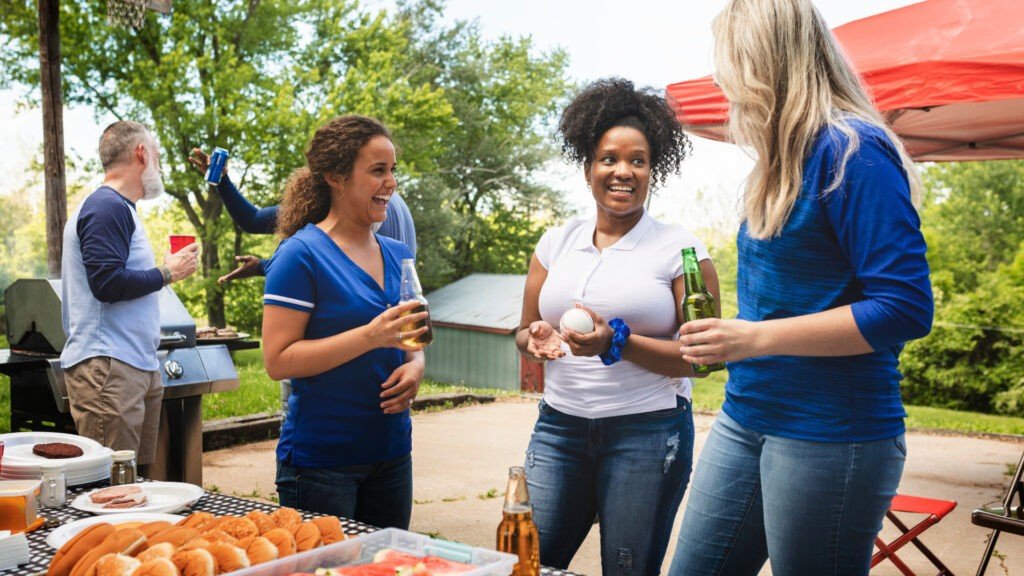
top-left (205, 147), bottom-right (229, 185)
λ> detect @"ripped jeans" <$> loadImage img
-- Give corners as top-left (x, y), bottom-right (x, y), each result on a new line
top-left (526, 398), bottom-right (694, 575)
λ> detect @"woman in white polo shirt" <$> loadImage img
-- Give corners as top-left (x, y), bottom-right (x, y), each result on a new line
top-left (516, 78), bottom-right (719, 574)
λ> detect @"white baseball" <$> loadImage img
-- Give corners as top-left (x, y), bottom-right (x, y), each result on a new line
top-left (560, 308), bottom-right (595, 334)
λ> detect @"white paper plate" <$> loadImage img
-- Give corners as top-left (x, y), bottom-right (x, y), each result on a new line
top-left (0, 432), bottom-right (111, 469)
top-left (71, 482), bottom-right (204, 515)
top-left (45, 512), bottom-right (183, 549)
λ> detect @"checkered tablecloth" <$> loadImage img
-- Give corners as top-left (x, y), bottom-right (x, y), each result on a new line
top-left (12, 484), bottom-right (578, 576)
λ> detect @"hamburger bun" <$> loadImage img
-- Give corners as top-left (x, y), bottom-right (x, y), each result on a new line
top-left (207, 543), bottom-right (250, 573)
top-left (201, 529), bottom-right (236, 545)
top-left (135, 543), bottom-right (176, 564)
top-left (311, 516), bottom-right (346, 545)
top-left (170, 548), bottom-right (215, 576)
top-left (290, 522), bottom-right (321, 552)
top-left (261, 528), bottom-right (296, 558)
top-left (176, 513), bottom-right (215, 531)
top-left (71, 529), bottom-right (148, 576)
top-left (241, 537), bottom-right (278, 565)
top-left (270, 507), bottom-right (302, 531)
top-left (244, 511), bottom-right (275, 535)
top-left (49, 523), bottom-right (117, 576)
top-left (138, 522), bottom-right (173, 539)
top-left (219, 517), bottom-right (259, 540)
top-left (88, 554), bottom-right (141, 576)
top-left (177, 539), bottom-right (211, 553)
top-left (148, 527), bottom-right (199, 549)
top-left (131, 558), bottom-right (178, 576)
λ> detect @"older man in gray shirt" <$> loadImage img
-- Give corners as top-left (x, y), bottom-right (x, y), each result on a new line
top-left (61, 121), bottom-right (198, 466)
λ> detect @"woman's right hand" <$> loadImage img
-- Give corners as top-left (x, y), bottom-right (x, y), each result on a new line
top-left (367, 300), bottom-right (430, 351)
top-left (526, 321), bottom-right (565, 361)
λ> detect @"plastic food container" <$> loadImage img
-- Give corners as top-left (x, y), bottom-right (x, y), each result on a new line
top-left (229, 528), bottom-right (517, 576)
top-left (0, 480), bottom-right (41, 531)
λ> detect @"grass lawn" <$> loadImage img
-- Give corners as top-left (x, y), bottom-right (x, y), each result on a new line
top-left (1, 332), bottom-right (1023, 437)
top-left (201, 347), bottom-right (519, 422)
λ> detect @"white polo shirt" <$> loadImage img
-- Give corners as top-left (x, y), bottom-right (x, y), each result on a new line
top-left (536, 210), bottom-right (710, 419)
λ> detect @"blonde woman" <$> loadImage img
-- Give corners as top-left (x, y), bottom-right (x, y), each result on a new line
top-left (668, 1), bottom-right (933, 574)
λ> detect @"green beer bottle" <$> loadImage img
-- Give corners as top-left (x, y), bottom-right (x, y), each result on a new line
top-left (680, 247), bottom-right (725, 374)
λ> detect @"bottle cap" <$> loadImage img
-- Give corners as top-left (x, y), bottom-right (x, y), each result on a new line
top-left (111, 450), bottom-right (136, 461)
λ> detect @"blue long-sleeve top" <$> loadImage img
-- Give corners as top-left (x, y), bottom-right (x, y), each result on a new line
top-left (215, 175), bottom-right (418, 274)
top-left (724, 120), bottom-right (933, 443)
top-left (78, 187), bottom-right (164, 302)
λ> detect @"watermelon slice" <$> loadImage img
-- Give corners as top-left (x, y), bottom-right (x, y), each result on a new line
top-left (318, 549), bottom-right (476, 576)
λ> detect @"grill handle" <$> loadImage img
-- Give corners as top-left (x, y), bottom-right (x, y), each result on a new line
top-left (160, 332), bottom-right (188, 346)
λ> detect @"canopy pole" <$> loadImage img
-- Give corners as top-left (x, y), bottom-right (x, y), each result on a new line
top-left (38, 0), bottom-right (67, 279)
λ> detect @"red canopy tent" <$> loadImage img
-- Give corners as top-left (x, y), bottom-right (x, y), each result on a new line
top-left (665, 0), bottom-right (1024, 161)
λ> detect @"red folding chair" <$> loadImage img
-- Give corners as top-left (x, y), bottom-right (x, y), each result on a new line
top-left (872, 493), bottom-right (957, 575)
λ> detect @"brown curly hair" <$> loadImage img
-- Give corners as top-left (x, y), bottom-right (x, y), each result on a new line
top-left (276, 115), bottom-right (392, 238)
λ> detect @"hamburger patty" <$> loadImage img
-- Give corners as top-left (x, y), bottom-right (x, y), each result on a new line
top-left (32, 442), bottom-right (84, 459)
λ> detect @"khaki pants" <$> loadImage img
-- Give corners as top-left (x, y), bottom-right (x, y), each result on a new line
top-left (64, 356), bottom-right (163, 465)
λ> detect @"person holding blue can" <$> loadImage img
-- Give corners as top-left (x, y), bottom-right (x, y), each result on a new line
top-left (188, 146), bottom-right (417, 283)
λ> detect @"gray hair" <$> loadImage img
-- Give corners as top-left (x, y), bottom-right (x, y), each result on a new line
top-left (99, 121), bottom-right (154, 170)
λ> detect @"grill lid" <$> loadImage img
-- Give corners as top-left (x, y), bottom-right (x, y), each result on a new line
top-left (4, 278), bottom-right (197, 354)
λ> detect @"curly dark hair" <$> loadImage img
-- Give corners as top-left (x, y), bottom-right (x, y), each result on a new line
top-left (276, 115), bottom-right (391, 238)
top-left (558, 78), bottom-right (690, 190)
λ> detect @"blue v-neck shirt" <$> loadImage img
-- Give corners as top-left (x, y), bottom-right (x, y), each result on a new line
top-left (264, 223), bottom-right (413, 467)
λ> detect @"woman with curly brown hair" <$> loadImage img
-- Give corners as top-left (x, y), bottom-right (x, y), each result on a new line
top-left (261, 115), bottom-right (429, 528)
top-left (516, 78), bottom-right (719, 574)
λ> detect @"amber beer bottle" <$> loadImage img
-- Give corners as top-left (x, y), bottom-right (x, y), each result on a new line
top-left (680, 247), bottom-right (725, 373)
top-left (399, 258), bottom-right (434, 348)
top-left (496, 466), bottom-right (540, 576)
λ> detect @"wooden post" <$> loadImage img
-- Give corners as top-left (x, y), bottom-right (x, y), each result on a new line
top-left (38, 0), bottom-right (66, 279)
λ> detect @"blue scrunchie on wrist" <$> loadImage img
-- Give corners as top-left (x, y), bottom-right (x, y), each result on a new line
top-left (600, 318), bottom-right (630, 366)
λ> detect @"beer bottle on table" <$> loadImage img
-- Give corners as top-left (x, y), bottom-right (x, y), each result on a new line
top-left (496, 466), bottom-right (540, 576)
top-left (399, 258), bottom-right (434, 348)
top-left (680, 247), bottom-right (725, 373)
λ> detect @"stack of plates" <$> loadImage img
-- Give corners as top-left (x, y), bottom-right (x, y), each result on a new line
top-left (0, 531), bottom-right (29, 570)
top-left (0, 432), bottom-right (112, 486)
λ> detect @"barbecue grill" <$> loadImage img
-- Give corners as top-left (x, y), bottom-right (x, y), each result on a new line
top-left (0, 278), bottom-right (243, 485)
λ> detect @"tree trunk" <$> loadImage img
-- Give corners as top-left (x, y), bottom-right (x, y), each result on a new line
top-left (202, 233), bottom-right (226, 328)
top-left (38, 0), bottom-right (66, 279)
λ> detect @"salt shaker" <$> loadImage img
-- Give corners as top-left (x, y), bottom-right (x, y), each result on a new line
top-left (38, 462), bottom-right (67, 507)
top-left (109, 450), bottom-right (137, 486)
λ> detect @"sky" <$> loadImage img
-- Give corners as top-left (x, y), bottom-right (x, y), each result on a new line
top-left (0, 0), bottom-right (922, 231)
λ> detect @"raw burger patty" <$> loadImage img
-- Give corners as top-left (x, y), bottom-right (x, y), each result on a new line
top-left (32, 442), bottom-right (84, 459)
top-left (90, 485), bottom-right (143, 504)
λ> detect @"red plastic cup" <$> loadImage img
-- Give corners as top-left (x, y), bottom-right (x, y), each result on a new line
top-left (169, 234), bottom-right (196, 254)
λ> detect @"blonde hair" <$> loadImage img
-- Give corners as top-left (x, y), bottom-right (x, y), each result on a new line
top-left (713, 0), bottom-right (921, 239)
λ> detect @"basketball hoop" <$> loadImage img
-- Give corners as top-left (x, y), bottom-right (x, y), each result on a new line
top-left (107, 0), bottom-right (147, 29)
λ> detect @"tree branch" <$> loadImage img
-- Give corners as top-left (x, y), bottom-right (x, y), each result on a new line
top-left (232, 0), bottom-right (262, 50)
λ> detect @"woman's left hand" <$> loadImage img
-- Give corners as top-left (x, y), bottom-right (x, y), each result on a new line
top-left (562, 305), bottom-right (614, 357)
top-left (679, 318), bottom-right (763, 365)
top-left (380, 358), bottom-right (424, 414)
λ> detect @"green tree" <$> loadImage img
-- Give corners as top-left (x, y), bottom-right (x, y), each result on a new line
top-left (1, 0), bottom-right (453, 325)
top-left (900, 160), bottom-right (1024, 415)
top-left (395, 10), bottom-right (574, 289)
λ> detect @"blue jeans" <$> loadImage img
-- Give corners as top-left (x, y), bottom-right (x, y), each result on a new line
top-left (526, 398), bottom-right (694, 575)
top-left (276, 453), bottom-right (413, 529)
top-left (668, 412), bottom-right (906, 576)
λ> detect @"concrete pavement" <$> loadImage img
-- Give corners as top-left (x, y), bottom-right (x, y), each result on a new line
top-left (202, 399), bottom-right (1024, 575)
